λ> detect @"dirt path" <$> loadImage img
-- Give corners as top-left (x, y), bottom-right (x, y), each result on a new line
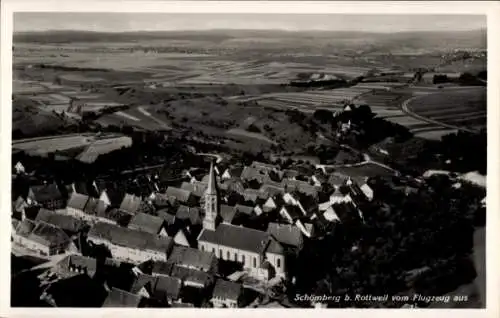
top-left (137, 106), bottom-right (171, 130)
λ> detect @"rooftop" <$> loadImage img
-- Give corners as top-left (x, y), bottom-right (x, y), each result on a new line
top-left (88, 222), bottom-right (172, 253)
top-left (35, 209), bottom-right (85, 233)
top-left (167, 246), bottom-right (215, 272)
top-left (212, 279), bottom-right (242, 301)
top-left (165, 187), bottom-right (193, 203)
top-left (267, 222), bottom-right (304, 248)
top-left (128, 212), bottom-right (165, 235)
top-left (102, 288), bottom-right (142, 307)
top-left (198, 223), bottom-right (272, 254)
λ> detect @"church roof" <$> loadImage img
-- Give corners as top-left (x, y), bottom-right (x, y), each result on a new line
top-left (198, 224), bottom-right (271, 254)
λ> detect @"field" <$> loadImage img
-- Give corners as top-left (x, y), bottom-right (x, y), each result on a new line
top-left (405, 87), bottom-right (486, 132)
top-left (12, 133), bottom-right (132, 161)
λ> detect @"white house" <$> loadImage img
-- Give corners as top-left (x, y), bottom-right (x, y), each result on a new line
top-left (360, 183), bottom-right (374, 201)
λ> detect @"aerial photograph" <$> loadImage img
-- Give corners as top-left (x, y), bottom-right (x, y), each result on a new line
top-left (10, 12), bottom-right (486, 308)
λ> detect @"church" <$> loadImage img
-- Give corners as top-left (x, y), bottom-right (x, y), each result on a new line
top-left (197, 161), bottom-right (287, 281)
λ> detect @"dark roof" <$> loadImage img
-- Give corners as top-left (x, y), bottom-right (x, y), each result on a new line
top-left (23, 205), bottom-right (41, 220)
top-left (224, 167), bottom-right (244, 178)
top-left (212, 279), bottom-right (242, 301)
top-left (35, 209), bottom-right (85, 233)
top-left (119, 194), bottom-right (142, 214)
top-left (198, 224), bottom-right (271, 254)
top-left (72, 181), bottom-right (99, 198)
top-left (266, 238), bottom-right (285, 254)
top-left (220, 204), bottom-right (236, 223)
top-left (130, 274), bottom-right (182, 301)
top-left (67, 192), bottom-right (89, 211)
top-left (332, 202), bottom-right (361, 223)
top-left (235, 204), bottom-right (254, 216)
top-left (170, 265), bottom-right (213, 287)
top-left (28, 221), bottom-right (71, 248)
top-left (128, 213), bottom-right (165, 235)
top-left (165, 187), bottom-right (193, 203)
top-left (175, 205), bottom-right (201, 225)
top-left (156, 209), bottom-right (176, 225)
top-left (267, 222), bottom-right (304, 248)
top-left (280, 205), bottom-right (304, 221)
top-left (167, 246), bottom-right (215, 272)
top-left (30, 183), bottom-right (63, 202)
top-left (88, 222), bottom-right (172, 253)
top-left (102, 288), bottom-right (142, 307)
top-left (100, 208), bottom-right (133, 226)
top-left (151, 260), bottom-right (174, 276)
top-left (101, 188), bottom-right (126, 207)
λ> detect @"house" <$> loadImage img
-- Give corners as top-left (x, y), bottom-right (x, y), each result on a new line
top-left (14, 161), bottom-right (25, 174)
top-left (165, 187), bottom-right (197, 206)
top-left (128, 213), bottom-right (168, 236)
top-left (267, 222), bottom-right (304, 250)
top-left (221, 167), bottom-right (244, 180)
top-left (323, 206), bottom-right (341, 223)
top-left (35, 209), bottom-right (86, 235)
top-left (282, 179), bottom-right (319, 197)
top-left (70, 181), bottom-right (99, 198)
top-left (329, 186), bottom-right (352, 205)
top-left (87, 222), bottom-right (174, 264)
top-left (254, 204), bottom-right (264, 216)
top-left (328, 202), bottom-right (363, 224)
top-left (12, 219), bottom-right (77, 257)
top-left (102, 287), bottom-right (144, 307)
top-left (27, 183), bottom-right (65, 210)
top-left (170, 264), bottom-right (215, 289)
top-left (282, 169), bottom-right (300, 180)
top-left (130, 274), bottom-right (182, 305)
top-left (198, 224), bottom-right (286, 280)
top-left (12, 196), bottom-right (29, 218)
top-left (219, 178), bottom-right (245, 193)
top-left (171, 228), bottom-right (191, 247)
top-left (98, 208), bottom-right (133, 227)
top-left (66, 192), bottom-right (90, 217)
top-left (167, 245), bottom-right (218, 273)
top-left (119, 194), bottom-right (143, 214)
top-left (180, 182), bottom-right (207, 198)
top-left (282, 193), bottom-right (307, 216)
top-left (54, 254), bottom-right (98, 279)
top-left (156, 208), bottom-right (176, 226)
top-left (210, 279), bottom-right (242, 308)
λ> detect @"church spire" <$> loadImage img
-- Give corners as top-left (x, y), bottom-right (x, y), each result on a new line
top-left (206, 160), bottom-right (217, 195)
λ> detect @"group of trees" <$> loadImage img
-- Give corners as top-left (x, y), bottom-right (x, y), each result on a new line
top-left (290, 174), bottom-right (484, 308)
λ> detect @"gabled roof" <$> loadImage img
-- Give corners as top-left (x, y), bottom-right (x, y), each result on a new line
top-left (58, 254), bottom-right (97, 277)
top-left (267, 222), bottom-right (304, 248)
top-left (243, 188), bottom-right (268, 202)
top-left (119, 194), bottom-right (142, 214)
top-left (282, 169), bottom-right (300, 180)
top-left (151, 260), bottom-right (174, 276)
top-left (234, 204), bottom-right (254, 216)
top-left (23, 205), bottom-right (42, 220)
top-left (165, 187), bottom-right (193, 203)
top-left (35, 209), bottom-right (85, 233)
top-left (27, 221), bottom-right (71, 248)
top-left (220, 204), bottom-right (236, 223)
top-left (130, 274), bottom-right (182, 301)
top-left (99, 208), bottom-right (133, 226)
top-left (128, 213), bottom-right (165, 235)
top-left (29, 183), bottom-right (63, 202)
top-left (212, 279), bottom-right (242, 301)
top-left (84, 198), bottom-right (108, 216)
top-left (241, 166), bottom-right (270, 182)
top-left (332, 202), bottom-right (361, 223)
top-left (88, 222), bottom-right (172, 253)
top-left (67, 192), bottom-right (90, 211)
top-left (265, 237), bottom-right (285, 254)
top-left (170, 264), bottom-right (213, 287)
top-left (198, 223), bottom-right (271, 254)
top-left (260, 183), bottom-right (286, 196)
top-left (102, 288), bottom-right (142, 307)
top-left (167, 246), bottom-right (215, 272)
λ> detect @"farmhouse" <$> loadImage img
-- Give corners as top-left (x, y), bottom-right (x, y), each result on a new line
top-left (35, 209), bottom-right (86, 235)
top-left (127, 213), bottom-right (168, 236)
top-left (130, 273), bottom-right (182, 305)
top-left (12, 219), bottom-right (77, 257)
top-left (27, 183), bottom-right (65, 210)
top-left (53, 254), bottom-right (99, 279)
top-left (210, 279), bottom-right (243, 308)
top-left (87, 222), bottom-right (174, 264)
top-left (167, 246), bottom-right (218, 273)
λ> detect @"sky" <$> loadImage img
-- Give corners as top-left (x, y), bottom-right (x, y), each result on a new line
top-left (14, 13), bottom-right (486, 33)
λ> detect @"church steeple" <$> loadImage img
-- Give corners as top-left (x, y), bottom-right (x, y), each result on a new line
top-left (203, 160), bottom-right (220, 230)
